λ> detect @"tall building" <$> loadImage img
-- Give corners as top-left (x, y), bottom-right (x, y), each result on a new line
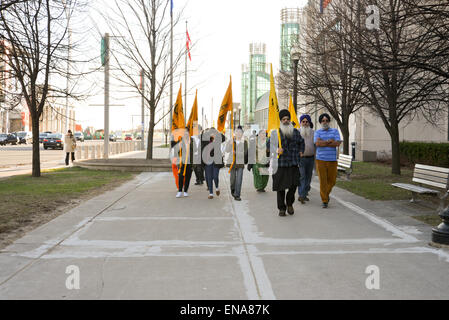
top-left (280, 8), bottom-right (301, 72)
top-left (241, 43), bottom-right (270, 126)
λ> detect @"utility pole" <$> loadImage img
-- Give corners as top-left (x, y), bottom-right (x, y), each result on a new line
top-left (169, 0), bottom-right (174, 159)
top-left (104, 33), bottom-right (110, 159)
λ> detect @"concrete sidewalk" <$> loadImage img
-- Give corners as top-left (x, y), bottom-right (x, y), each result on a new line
top-left (1, 168), bottom-right (449, 299)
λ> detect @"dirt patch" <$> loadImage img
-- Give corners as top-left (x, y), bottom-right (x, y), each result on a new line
top-left (0, 178), bottom-right (134, 251)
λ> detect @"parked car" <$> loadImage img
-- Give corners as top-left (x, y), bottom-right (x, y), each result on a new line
top-left (43, 133), bottom-right (64, 150)
top-left (124, 134), bottom-right (133, 141)
top-left (16, 131), bottom-right (33, 144)
top-left (4, 133), bottom-right (19, 145)
top-left (39, 132), bottom-right (49, 143)
top-left (136, 134), bottom-right (142, 140)
top-left (109, 134), bottom-right (117, 142)
top-left (74, 131), bottom-right (84, 142)
top-left (0, 133), bottom-right (7, 146)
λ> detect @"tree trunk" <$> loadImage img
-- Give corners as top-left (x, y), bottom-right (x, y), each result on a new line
top-left (341, 121), bottom-right (350, 155)
top-left (31, 115), bottom-right (41, 177)
top-left (390, 121), bottom-right (401, 175)
top-left (146, 106), bottom-right (155, 160)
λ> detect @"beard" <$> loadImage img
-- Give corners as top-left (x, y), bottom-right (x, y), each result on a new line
top-left (280, 122), bottom-right (294, 139)
top-left (300, 126), bottom-right (312, 138)
top-left (322, 123), bottom-right (330, 130)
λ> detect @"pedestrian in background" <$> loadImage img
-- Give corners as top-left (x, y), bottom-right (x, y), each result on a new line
top-left (202, 127), bottom-right (225, 199)
top-left (226, 126), bottom-right (248, 201)
top-left (314, 113), bottom-right (341, 208)
top-left (249, 129), bottom-right (269, 192)
top-left (171, 128), bottom-right (194, 198)
top-left (64, 130), bottom-right (77, 166)
top-left (298, 115), bottom-right (315, 204)
top-left (192, 125), bottom-right (205, 185)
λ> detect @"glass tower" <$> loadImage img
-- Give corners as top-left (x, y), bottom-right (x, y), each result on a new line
top-left (241, 43), bottom-right (270, 125)
top-left (280, 8), bottom-right (301, 72)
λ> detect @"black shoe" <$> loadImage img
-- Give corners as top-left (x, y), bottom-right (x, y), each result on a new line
top-left (235, 196), bottom-right (241, 201)
top-left (322, 202), bottom-right (328, 208)
top-left (279, 210), bottom-right (286, 216)
top-left (194, 182), bottom-right (201, 185)
top-left (305, 196), bottom-right (310, 201)
top-left (298, 196), bottom-right (305, 204)
top-left (257, 189), bottom-right (265, 192)
top-left (287, 206), bottom-right (294, 215)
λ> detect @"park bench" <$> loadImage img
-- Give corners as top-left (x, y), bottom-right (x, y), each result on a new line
top-left (391, 164), bottom-right (449, 208)
top-left (337, 154), bottom-right (353, 180)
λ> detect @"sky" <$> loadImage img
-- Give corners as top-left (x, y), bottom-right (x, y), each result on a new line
top-left (76, 0), bottom-right (309, 132)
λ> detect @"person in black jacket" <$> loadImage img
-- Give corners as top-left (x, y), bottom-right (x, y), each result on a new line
top-left (201, 127), bottom-right (226, 199)
top-left (171, 128), bottom-right (194, 198)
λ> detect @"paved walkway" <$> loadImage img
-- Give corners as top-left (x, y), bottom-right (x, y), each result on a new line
top-left (1, 166), bottom-right (449, 299)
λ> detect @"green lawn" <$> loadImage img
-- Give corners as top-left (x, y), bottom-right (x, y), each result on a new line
top-left (0, 167), bottom-right (136, 245)
top-left (336, 162), bottom-right (415, 200)
top-left (336, 161), bottom-right (443, 227)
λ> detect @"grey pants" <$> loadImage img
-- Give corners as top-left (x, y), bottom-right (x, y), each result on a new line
top-left (230, 167), bottom-right (244, 197)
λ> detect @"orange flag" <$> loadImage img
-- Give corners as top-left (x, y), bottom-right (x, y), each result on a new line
top-left (217, 76), bottom-right (233, 134)
top-left (186, 90), bottom-right (199, 136)
top-left (171, 84), bottom-right (185, 141)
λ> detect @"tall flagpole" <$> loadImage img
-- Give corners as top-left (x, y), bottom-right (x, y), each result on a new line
top-left (169, 0), bottom-right (173, 159)
top-left (184, 20), bottom-right (188, 123)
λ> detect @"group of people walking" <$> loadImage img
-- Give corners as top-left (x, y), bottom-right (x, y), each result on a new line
top-left (171, 110), bottom-right (341, 216)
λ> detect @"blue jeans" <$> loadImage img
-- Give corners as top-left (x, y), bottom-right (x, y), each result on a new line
top-left (205, 164), bottom-right (220, 194)
top-left (298, 156), bottom-right (314, 198)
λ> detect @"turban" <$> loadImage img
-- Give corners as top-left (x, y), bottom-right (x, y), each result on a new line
top-left (319, 113), bottom-right (331, 123)
top-left (279, 109), bottom-right (291, 120)
top-left (300, 114), bottom-right (313, 129)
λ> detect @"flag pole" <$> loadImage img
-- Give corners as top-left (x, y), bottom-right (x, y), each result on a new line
top-left (184, 20), bottom-right (188, 123)
top-left (169, 0), bottom-right (174, 159)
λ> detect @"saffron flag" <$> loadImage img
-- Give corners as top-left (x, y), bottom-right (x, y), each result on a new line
top-left (187, 90), bottom-right (199, 136)
top-left (267, 64), bottom-right (280, 137)
top-left (217, 76), bottom-right (233, 134)
top-left (186, 30), bottom-right (192, 61)
top-left (288, 95), bottom-right (300, 129)
top-left (171, 84), bottom-right (185, 140)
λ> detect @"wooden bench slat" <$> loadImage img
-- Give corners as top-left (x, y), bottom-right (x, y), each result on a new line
top-left (391, 183), bottom-right (439, 194)
top-left (413, 173), bottom-right (449, 185)
top-left (414, 168), bottom-right (449, 179)
top-left (412, 177), bottom-right (447, 189)
top-left (415, 164), bottom-right (449, 174)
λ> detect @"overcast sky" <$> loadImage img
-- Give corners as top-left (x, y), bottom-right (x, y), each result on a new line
top-left (76, 0), bottom-right (309, 131)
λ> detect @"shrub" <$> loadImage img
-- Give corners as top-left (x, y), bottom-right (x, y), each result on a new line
top-left (399, 141), bottom-right (449, 168)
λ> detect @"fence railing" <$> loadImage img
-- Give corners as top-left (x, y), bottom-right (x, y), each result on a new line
top-left (75, 141), bottom-right (143, 160)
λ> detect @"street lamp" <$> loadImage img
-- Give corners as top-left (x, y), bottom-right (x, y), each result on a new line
top-left (238, 106), bottom-right (241, 126)
top-left (290, 44), bottom-right (301, 115)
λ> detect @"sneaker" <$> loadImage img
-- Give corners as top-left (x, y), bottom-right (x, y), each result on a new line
top-left (322, 202), bottom-right (328, 208)
top-left (279, 210), bottom-right (286, 217)
top-left (287, 206), bottom-right (294, 215)
top-left (208, 194), bottom-right (214, 199)
top-left (235, 196), bottom-right (241, 201)
top-left (216, 189), bottom-right (220, 196)
top-left (298, 196), bottom-right (305, 204)
top-left (176, 192), bottom-right (183, 198)
top-left (183, 192), bottom-right (189, 197)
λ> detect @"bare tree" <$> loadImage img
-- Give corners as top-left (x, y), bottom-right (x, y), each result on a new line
top-left (0, 0), bottom-right (88, 177)
top-left (343, 0), bottom-right (448, 174)
top-left (278, 3), bottom-right (368, 155)
top-left (98, 0), bottom-right (186, 159)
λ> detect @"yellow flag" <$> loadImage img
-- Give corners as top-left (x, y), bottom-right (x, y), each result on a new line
top-left (187, 90), bottom-right (199, 136)
top-left (171, 84), bottom-right (185, 140)
top-left (289, 95), bottom-right (300, 129)
top-left (217, 76), bottom-right (233, 133)
top-left (267, 64), bottom-right (280, 137)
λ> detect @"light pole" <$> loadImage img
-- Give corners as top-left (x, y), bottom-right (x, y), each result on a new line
top-left (290, 44), bottom-right (301, 115)
top-left (238, 106), bottom-right (241, 126)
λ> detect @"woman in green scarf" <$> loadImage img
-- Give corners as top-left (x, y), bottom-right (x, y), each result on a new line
top-left (250, 130), bottom-right (269, 192)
